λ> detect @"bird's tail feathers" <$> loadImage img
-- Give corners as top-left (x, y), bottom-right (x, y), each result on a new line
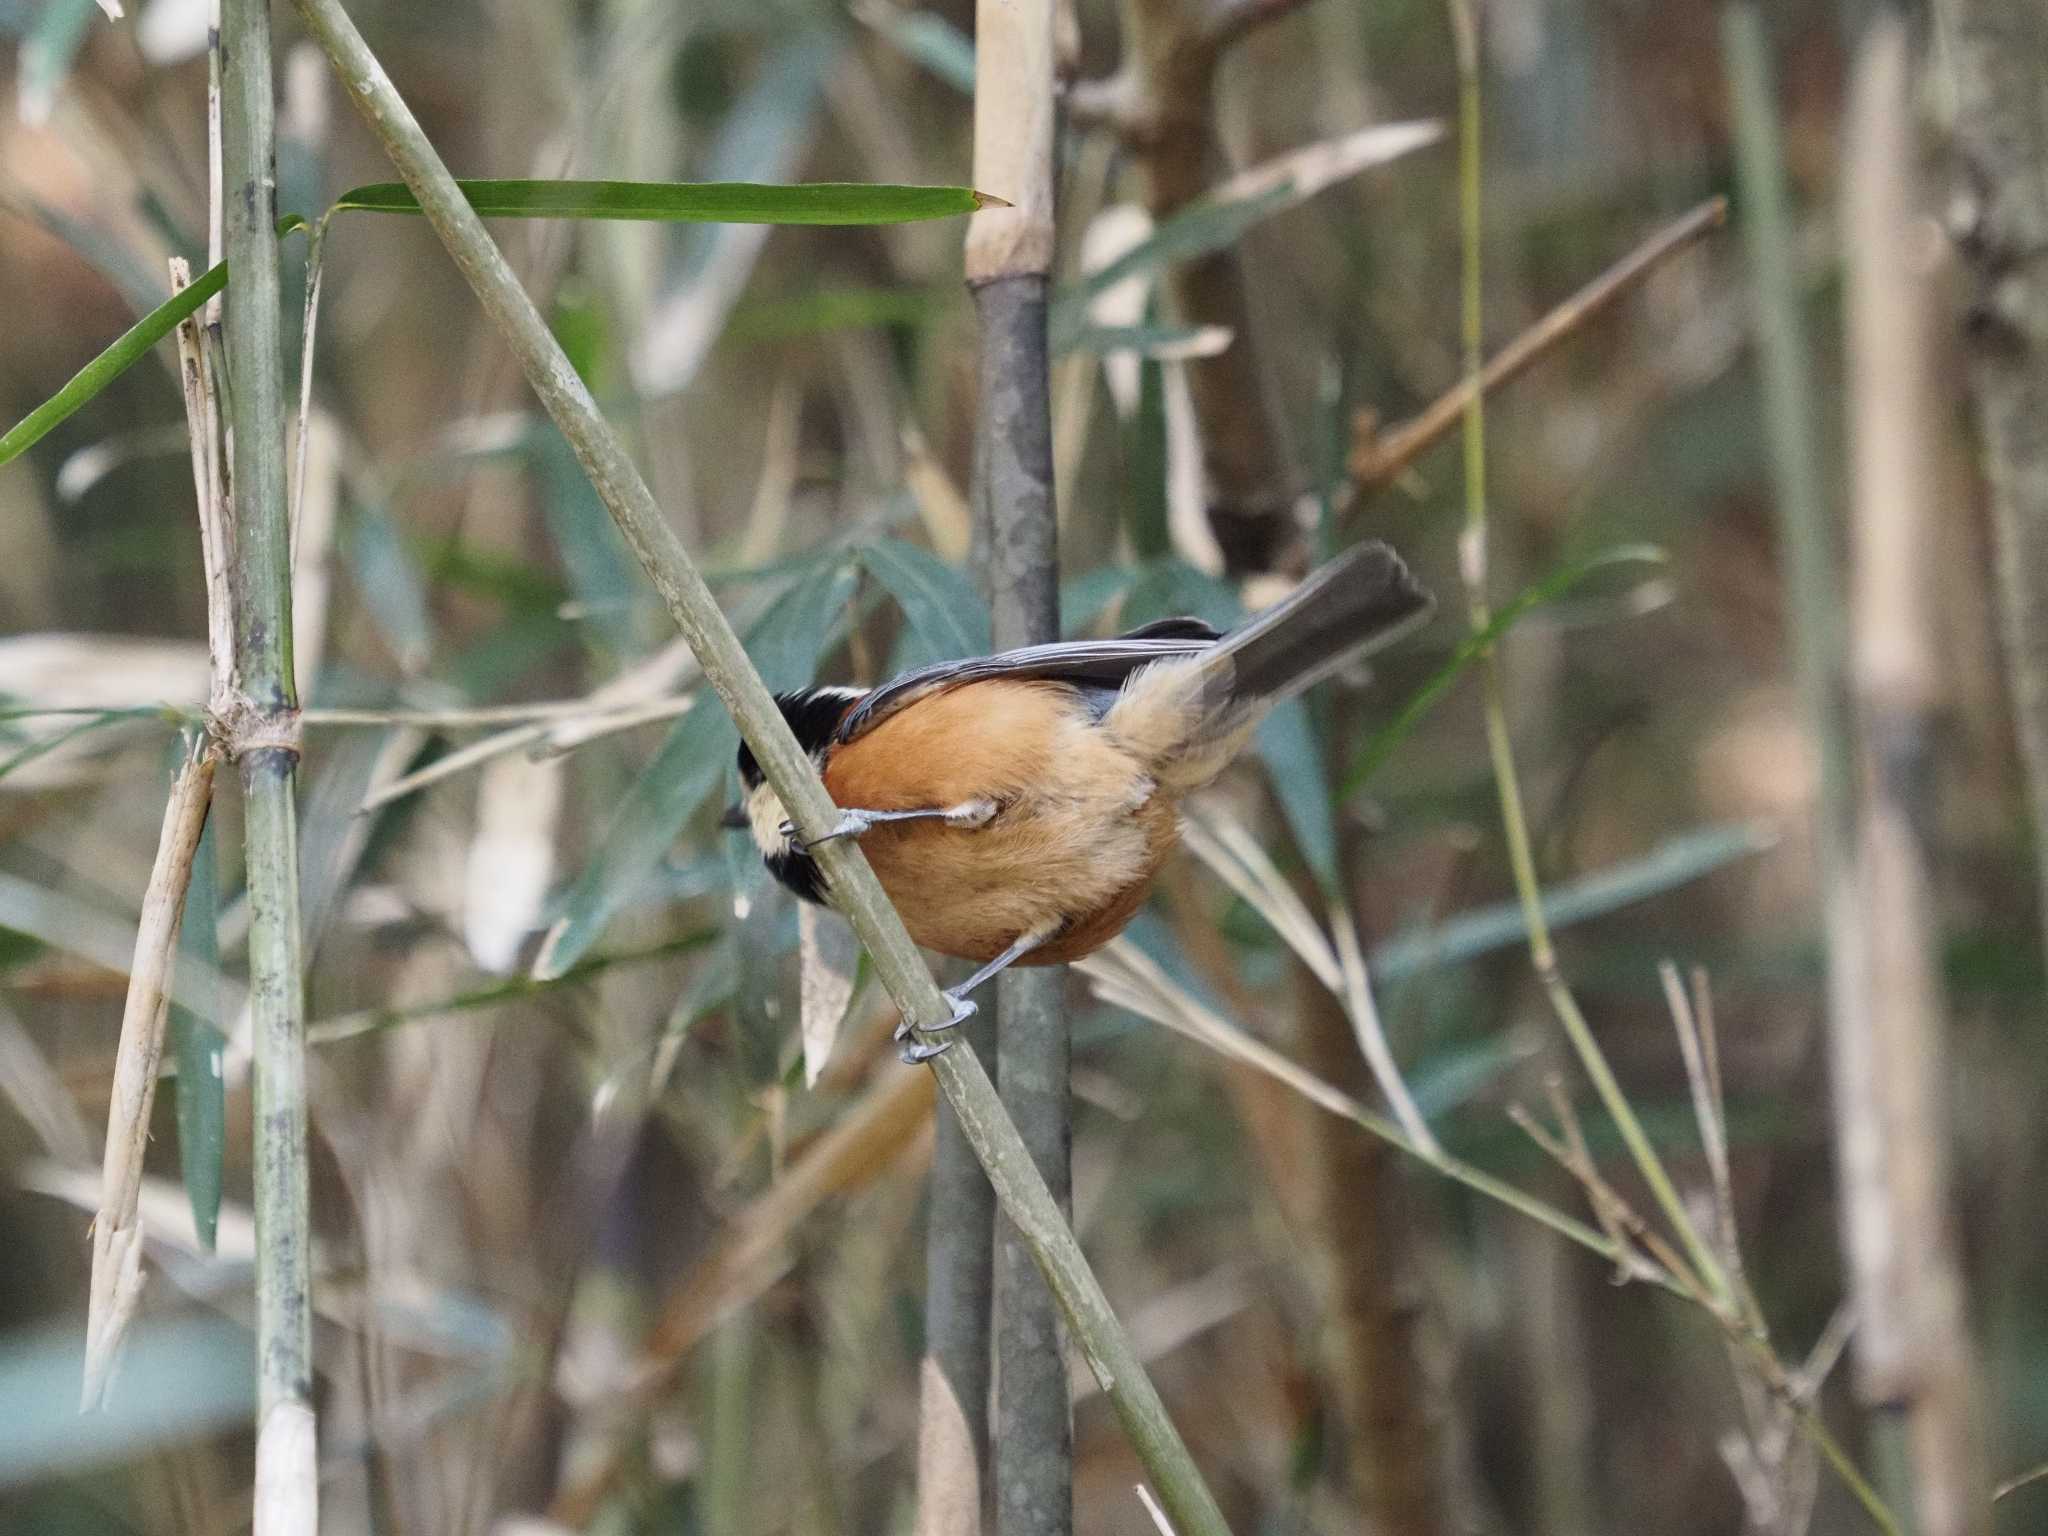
top-left (1206, 540), bottom-right (1433, 708)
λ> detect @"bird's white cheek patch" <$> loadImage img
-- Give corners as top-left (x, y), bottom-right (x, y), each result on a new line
top-left (746, 782), bottom-right (794, 856)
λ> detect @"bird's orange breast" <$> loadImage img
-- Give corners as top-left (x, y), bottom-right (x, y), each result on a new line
top-left (822, 680), bottom-right (1179, 964)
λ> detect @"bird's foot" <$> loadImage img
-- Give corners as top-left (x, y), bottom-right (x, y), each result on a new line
top-left (893, 990), bottom-right (979, 1057)
top-left (783, 808), bottom-right (877, 850)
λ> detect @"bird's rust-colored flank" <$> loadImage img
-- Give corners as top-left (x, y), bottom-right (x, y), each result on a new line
top-left (824, 679), bottom-right (1180, 964)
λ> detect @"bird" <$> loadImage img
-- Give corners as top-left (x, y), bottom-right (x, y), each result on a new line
top-left (726, 539), bottom-right (1433, 1061)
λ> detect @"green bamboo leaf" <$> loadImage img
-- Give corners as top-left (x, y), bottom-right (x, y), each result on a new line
top-left (0, 261), bottom-right (226, 467)
top-left (1126, 357), bottom-right (1170, 558)
top-left (18, 0), bottom-right (105, 126)
top-left (537, 425), bottom-right (646, 656)
top-left (1060, 323), bottom-right (1231, 360)
top-left (1342, 544), bottom-right (1668, 797)
top-left (310, 932), bottom-right (718, 1045)
top-left (1372, 822), bottom-right (1776, 983)
top-left (859, 538), bottom-right (990, 665)
top-left (749, 558), bottom-right (862, 691)
top-left (0, 709), bottom-right (145, 782)
top-left (534, 558), bottom-right (854, 979)
top-left (860, 7), bottom-right (976, 93)
top-left (728, 285), bottom-right (944, 343)
top-left (1255, 699), bottom-right (1338, 891)
top-left (1060, 564), bottom-right (1147, 635)
top-left (330, 179), bottom-right (999, 225)
top-left (0, 1315), bottom-right (252, 1483)
top-left (169, 807), bottom-right (225, 1253)
top-left (1050, 121), bottom-right (1442, 349)
top-left (343, 500), bottom-right (436, 671)
top-left (531, 700), bottom-right (734, 981)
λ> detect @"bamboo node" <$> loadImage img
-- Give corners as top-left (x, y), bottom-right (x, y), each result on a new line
top-left (211, 699), bottom-right (305, 760)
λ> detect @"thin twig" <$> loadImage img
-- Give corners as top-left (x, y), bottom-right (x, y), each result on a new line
top-left (172, 259), bottom-right (234, 703)
top-left (82, 745), bottom-right (216, 1410)
top-left (1660, 958), bottom-right (1757, 1326)
top-left (1348, 196), bottom-right (1728, 494)
top-left (1329, 899), bottom-right (1440, 1158)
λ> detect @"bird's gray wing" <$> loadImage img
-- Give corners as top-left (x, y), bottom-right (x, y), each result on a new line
top-left (833, 617), bottom-right (1222, 743)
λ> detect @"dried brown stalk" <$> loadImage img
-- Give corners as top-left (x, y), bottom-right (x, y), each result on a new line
top-left (1348, 196), bottom-right (1728, 494)
top-left (1840, 21), bottom-right (1985, 1534)
top-left (81, 746), bottom-right (216, 1409)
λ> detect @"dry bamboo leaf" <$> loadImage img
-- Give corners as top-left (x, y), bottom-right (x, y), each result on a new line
top-left (1136, 1483), bottom-right (1180, 1535)
top-left (463, 751), bottom-right (564, 974)
top-left (901, 421), bottom-right (971, 563)
top-left (288, 409), bottom-right (342, 688)
top-left (1208, 120), bottom-right (1444, 207)
top-left (1080, 204), bottom-right (1157, 419)
top-left (647, 1066), bottom-right (934, 1359)
top-left (798, 903), bottom-right (860, 1087)
top-left (914, 1355), bottom-right (981, 1536)
top-left (0, 997), bottom-right (93, 1166)
top-left (551, 1067), bottom-right (935, 1525)
top-left (0, 634), bottom-right (207, 789)
top-left (82, 749), bottom-right (214, 1411)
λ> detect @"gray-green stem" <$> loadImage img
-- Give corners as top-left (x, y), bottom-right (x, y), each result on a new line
top-left (290, 2), bottom-right (1230, 1531)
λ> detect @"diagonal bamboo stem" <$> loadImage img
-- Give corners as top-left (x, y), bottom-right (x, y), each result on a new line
top-left (290, 2), bottom-right (1231, 1531)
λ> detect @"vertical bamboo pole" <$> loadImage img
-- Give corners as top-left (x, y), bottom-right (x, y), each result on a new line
top-left (1931, 0), bottom-right (2048, 971)
top-left (966, 4), bottom-right (1071, 1531)
top-left (221, 0), bottom-right (318, 1528)
top-left (1841, 21), bottom-right (1986, 1536)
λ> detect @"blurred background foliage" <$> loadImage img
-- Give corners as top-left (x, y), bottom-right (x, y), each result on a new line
top-left (0, 0), bottom-right (2035, 1533)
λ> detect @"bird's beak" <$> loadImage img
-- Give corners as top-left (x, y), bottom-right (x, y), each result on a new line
top-left (719, 802), bottom-right (750, 831)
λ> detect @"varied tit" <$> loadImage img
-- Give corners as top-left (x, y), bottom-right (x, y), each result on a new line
top-left (725, 540), bottom-right (1432, 1061)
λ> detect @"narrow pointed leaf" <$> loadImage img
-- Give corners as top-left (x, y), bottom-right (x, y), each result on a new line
top-left (1051, 122), bottom-right (1442, 347)
top-left (1371, 822), bottom-right (1776, 983)
top-left (0, 262), bottom-right (227, 466)
top-left (859, 538), bottom-right (990, 665)
top-left (534, 558), bottom-right (854, 979)
top-left (169, 812), bottom-right (224, 1252)
top-left (330, 179), bottom-right (998, 225)
top-left (532, 699), bottom-right (733, 981)
top-left (1342, 545), bottom-right (1667, 796)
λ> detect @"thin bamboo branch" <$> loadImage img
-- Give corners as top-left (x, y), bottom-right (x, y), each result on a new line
top-left (1446, 0), bottom-right (1741, 1313)
top-left (291, 6), bottom-right (1231, 1532)
top-left (171, 258), bottom-right (234, 702)
top-left (221, 0), bottom-right (317, 1529)
top-left (82, 746), bottom-right (215, 1410)
top-left (1348, 196), bottom-right (1728, 494)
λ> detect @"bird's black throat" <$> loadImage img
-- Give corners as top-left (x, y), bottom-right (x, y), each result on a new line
top-left (733, 689), bottom-right (864, 907)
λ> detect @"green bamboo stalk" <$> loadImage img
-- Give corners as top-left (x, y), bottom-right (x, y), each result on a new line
top-left (220, 0), bottom-right (317, 1529)
top-left (289, 3), bottom-right (1230, 1531)
top-left (968, 0), bottom-right (1072, 1525)
top-left (975, 274), bottom-right (1072, 1536)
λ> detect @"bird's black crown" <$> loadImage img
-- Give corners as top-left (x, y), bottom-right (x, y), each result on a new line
top-left (734, 688), bottom-right (863, 789)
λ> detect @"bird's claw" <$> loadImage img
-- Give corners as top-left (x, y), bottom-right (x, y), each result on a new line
top-left (893, 990), bottom-right (979, 1056)
top-left (785, 809), bottom-right (881, 851)
top-left (900, 1036), bottom-right (956, 1064)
